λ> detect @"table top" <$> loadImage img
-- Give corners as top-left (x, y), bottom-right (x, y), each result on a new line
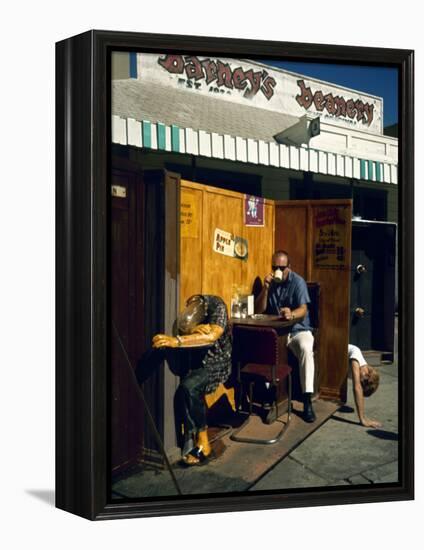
top-left (230, 314), bottom-right (296, 329)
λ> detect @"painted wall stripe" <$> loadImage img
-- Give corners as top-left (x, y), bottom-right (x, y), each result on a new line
top-left (185, 128), bottom-right (198, 155)
top-left (127, 117), bottom-right (142, 148)
top-left (353, 158), bottom-right (360, 179)
top-left (318, 151), bottom-right (327, 174)
top-left (279, 144), bottom-right (290, 168)
top-left (345, 156), bottom-right (353, 178)
top-left (142, 121), bottom-right (152, 148)
top-left (336, 154), bottom-right (345, 177)
top-left (224, 135), bottom-right (236, 161)
top-left (360, 159), bottom-right (366, 180)
top-left (236, 137), bottom-right (247, 163)
top-left (368, 160), bottom-right (374, 181)
top-left (328, 153), bottom-right (336, 175)
top-left (299, 148), bottom-right (309, 171)
top-left (289, 146), bottom-right (299, 170)
top-left (171, 125), bottom-right (180, 152)
top-left (129, 52), bottom-right (137, 78)
top-left (269, 142), bottom-right (279, 167)
top-left (247, 139), bottom-right (259, 164)
top-left (391, 165), bottom-right (398, 184)
top-left (150, 123), bottom-right (157, 149)
top-left (259, 141), bottom-right (269, 166)
top-left (309, 149), bottom-right (318, 173)
top-left (211, 133), bottom-right (224, 159)
top-left (165, 125), bottom-right (172, 152)
top-left (383, 163), bottom-right (390, 183)
top-left (179, 128), bottom-right (186, 154)
top-left (157, 123), bottom-right (166, 150)
top-left (199, 130), bottom-right (212, 157)
top-left (112, 116), bottom-right (127, 146)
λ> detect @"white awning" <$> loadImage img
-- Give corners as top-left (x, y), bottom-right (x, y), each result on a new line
top-left (112, 115), bottom-right (398, 185)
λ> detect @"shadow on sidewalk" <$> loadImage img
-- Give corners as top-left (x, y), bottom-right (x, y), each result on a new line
top-left (366, 429), bottom-right (398, 441)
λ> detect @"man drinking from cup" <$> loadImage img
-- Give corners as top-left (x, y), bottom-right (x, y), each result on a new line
top-left (255, 250), bottom-right (316, 423)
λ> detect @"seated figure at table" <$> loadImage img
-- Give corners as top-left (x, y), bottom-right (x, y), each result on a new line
top-left (136, 294), bottom-right (232, 466)
top-left (255, 250), bottom-right (316, 423)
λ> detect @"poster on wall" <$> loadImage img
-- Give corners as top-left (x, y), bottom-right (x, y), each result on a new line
top-left (314, 206), bottom-right (349, 269)
top-left (214, 227), bottom-right (235, 257)
top-left (244, 195), bottom-right (265, 226)
top-left (180, 191), bottom-right (199, 238)
top-left (213, 228), bottom-right (248, 260)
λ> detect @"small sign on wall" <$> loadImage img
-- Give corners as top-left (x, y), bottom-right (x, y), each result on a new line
top-left (214, 228), bottom-right (234, 257)
top-left (244, 195), bottom-right (265, 226)
top-left (314, 207), bottom-right (348, 270)
top-left (180, 191), bottom-right (199, 238)
top-left (213, 229), bottom-right (248, 260)
top-left (111, 185), bottom-right (127, 198)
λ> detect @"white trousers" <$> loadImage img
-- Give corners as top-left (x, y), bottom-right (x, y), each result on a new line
top-left (348, 344), bottom-right (367, 367)
top-left (287, 330), bottom-right (315, 394)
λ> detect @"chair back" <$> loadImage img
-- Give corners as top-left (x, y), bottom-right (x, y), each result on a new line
top-left (307, 282), bottom-right (320, 330)
top-left (232, 325), bottom-right (280, 367)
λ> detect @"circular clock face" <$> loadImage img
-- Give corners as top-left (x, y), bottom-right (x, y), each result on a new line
top-left (234, 240), bottom-right (248, 258)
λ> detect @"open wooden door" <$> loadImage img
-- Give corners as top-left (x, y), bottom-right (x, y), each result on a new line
top-left (274, 199), bottom-right (352, 402)
top-left (111, 168), bottom-right (145, 473)
top-left (111, 165), bottom-right (181, 472)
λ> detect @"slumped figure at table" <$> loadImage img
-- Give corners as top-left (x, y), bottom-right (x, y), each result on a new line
top-left (136, 294), bottom-right (232, 467)
top-left (255, 250), bottom-right (316, 423)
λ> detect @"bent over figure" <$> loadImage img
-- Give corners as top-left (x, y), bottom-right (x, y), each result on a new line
top-left (137, 294), bottom-right (232, 466)
top-left (349, 344), bottom-right (381, 428)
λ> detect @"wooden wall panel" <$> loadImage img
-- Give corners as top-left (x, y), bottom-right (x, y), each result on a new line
top-left (275, 199), bottom-right (352, 402)
top-left (274, 202), bottom-right (309, 279)
top-left (180, 180), bottom-right (274, 312)
top-left (242, 202), bottom-right (275, 295)
top-left (202, 191), bottom-right (242, 307)
top-left (180, 186), bottom-right (203, 306)
top-left (310, 202), bottom-right (352, 401)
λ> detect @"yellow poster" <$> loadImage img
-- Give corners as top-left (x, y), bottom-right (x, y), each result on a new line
top-left (180, 190), bottom-right (199, 238)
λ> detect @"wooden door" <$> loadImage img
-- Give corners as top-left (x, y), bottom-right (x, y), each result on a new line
top-left (274, 199), bottom-right (352, 402)
top-left (111, 169), bottom-right (145, 473)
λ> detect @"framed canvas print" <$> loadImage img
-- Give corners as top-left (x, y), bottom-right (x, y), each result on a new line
top-left (56, 30), bottom-right (414, 520)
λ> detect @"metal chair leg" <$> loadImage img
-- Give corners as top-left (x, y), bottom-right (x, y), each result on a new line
top-left (230, 373), bottom-right (292, 445)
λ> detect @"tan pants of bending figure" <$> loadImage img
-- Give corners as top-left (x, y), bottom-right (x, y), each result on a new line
top-left (287, 330), bottom-right (315, 394)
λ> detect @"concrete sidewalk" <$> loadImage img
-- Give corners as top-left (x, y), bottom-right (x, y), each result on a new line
top-left (250, 356), bottom-right (398, 491)
top-left (112, 351), bottom-right (398, 498)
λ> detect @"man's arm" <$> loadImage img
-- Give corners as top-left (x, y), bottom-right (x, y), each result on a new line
top-left (351, 360), bottom-right (382, 428)
top-left (152, 325), bottom-right (224, 348)
top-left (255, 273), bottom-right (274, 313)
top-left (279, 303), bottom-right (307, 321)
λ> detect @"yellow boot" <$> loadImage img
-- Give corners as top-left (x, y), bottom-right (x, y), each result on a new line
top-left (196, 429), bottom-right (212, 457)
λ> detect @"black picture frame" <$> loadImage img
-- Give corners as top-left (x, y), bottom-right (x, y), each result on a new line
top-left (56, 30), bottom-right (414, 520)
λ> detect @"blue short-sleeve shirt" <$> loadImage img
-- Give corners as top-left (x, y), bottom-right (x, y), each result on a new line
top-left (266, 271), bottom-right (312, 334)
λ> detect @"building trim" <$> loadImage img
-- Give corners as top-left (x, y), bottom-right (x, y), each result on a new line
top-left (112, 115), bottom-right (398, 185)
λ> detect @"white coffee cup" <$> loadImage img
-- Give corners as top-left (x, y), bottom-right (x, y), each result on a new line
top-left (274, 268), bottom-right (283, 281)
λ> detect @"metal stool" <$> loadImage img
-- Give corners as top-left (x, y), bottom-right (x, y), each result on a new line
top-left (230, 325), bottom-right (292, 444)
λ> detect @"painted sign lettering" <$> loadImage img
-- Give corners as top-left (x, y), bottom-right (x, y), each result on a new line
top-left (314, 207), bottom-right (349, 270)
top-left (158, 55), bottom-right (277, 101)
top-left (296, 80), bottom-right (374, 126)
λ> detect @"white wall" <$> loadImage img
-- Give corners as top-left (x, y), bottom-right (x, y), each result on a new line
top-left (1, 1), bottom-right (421, 549)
